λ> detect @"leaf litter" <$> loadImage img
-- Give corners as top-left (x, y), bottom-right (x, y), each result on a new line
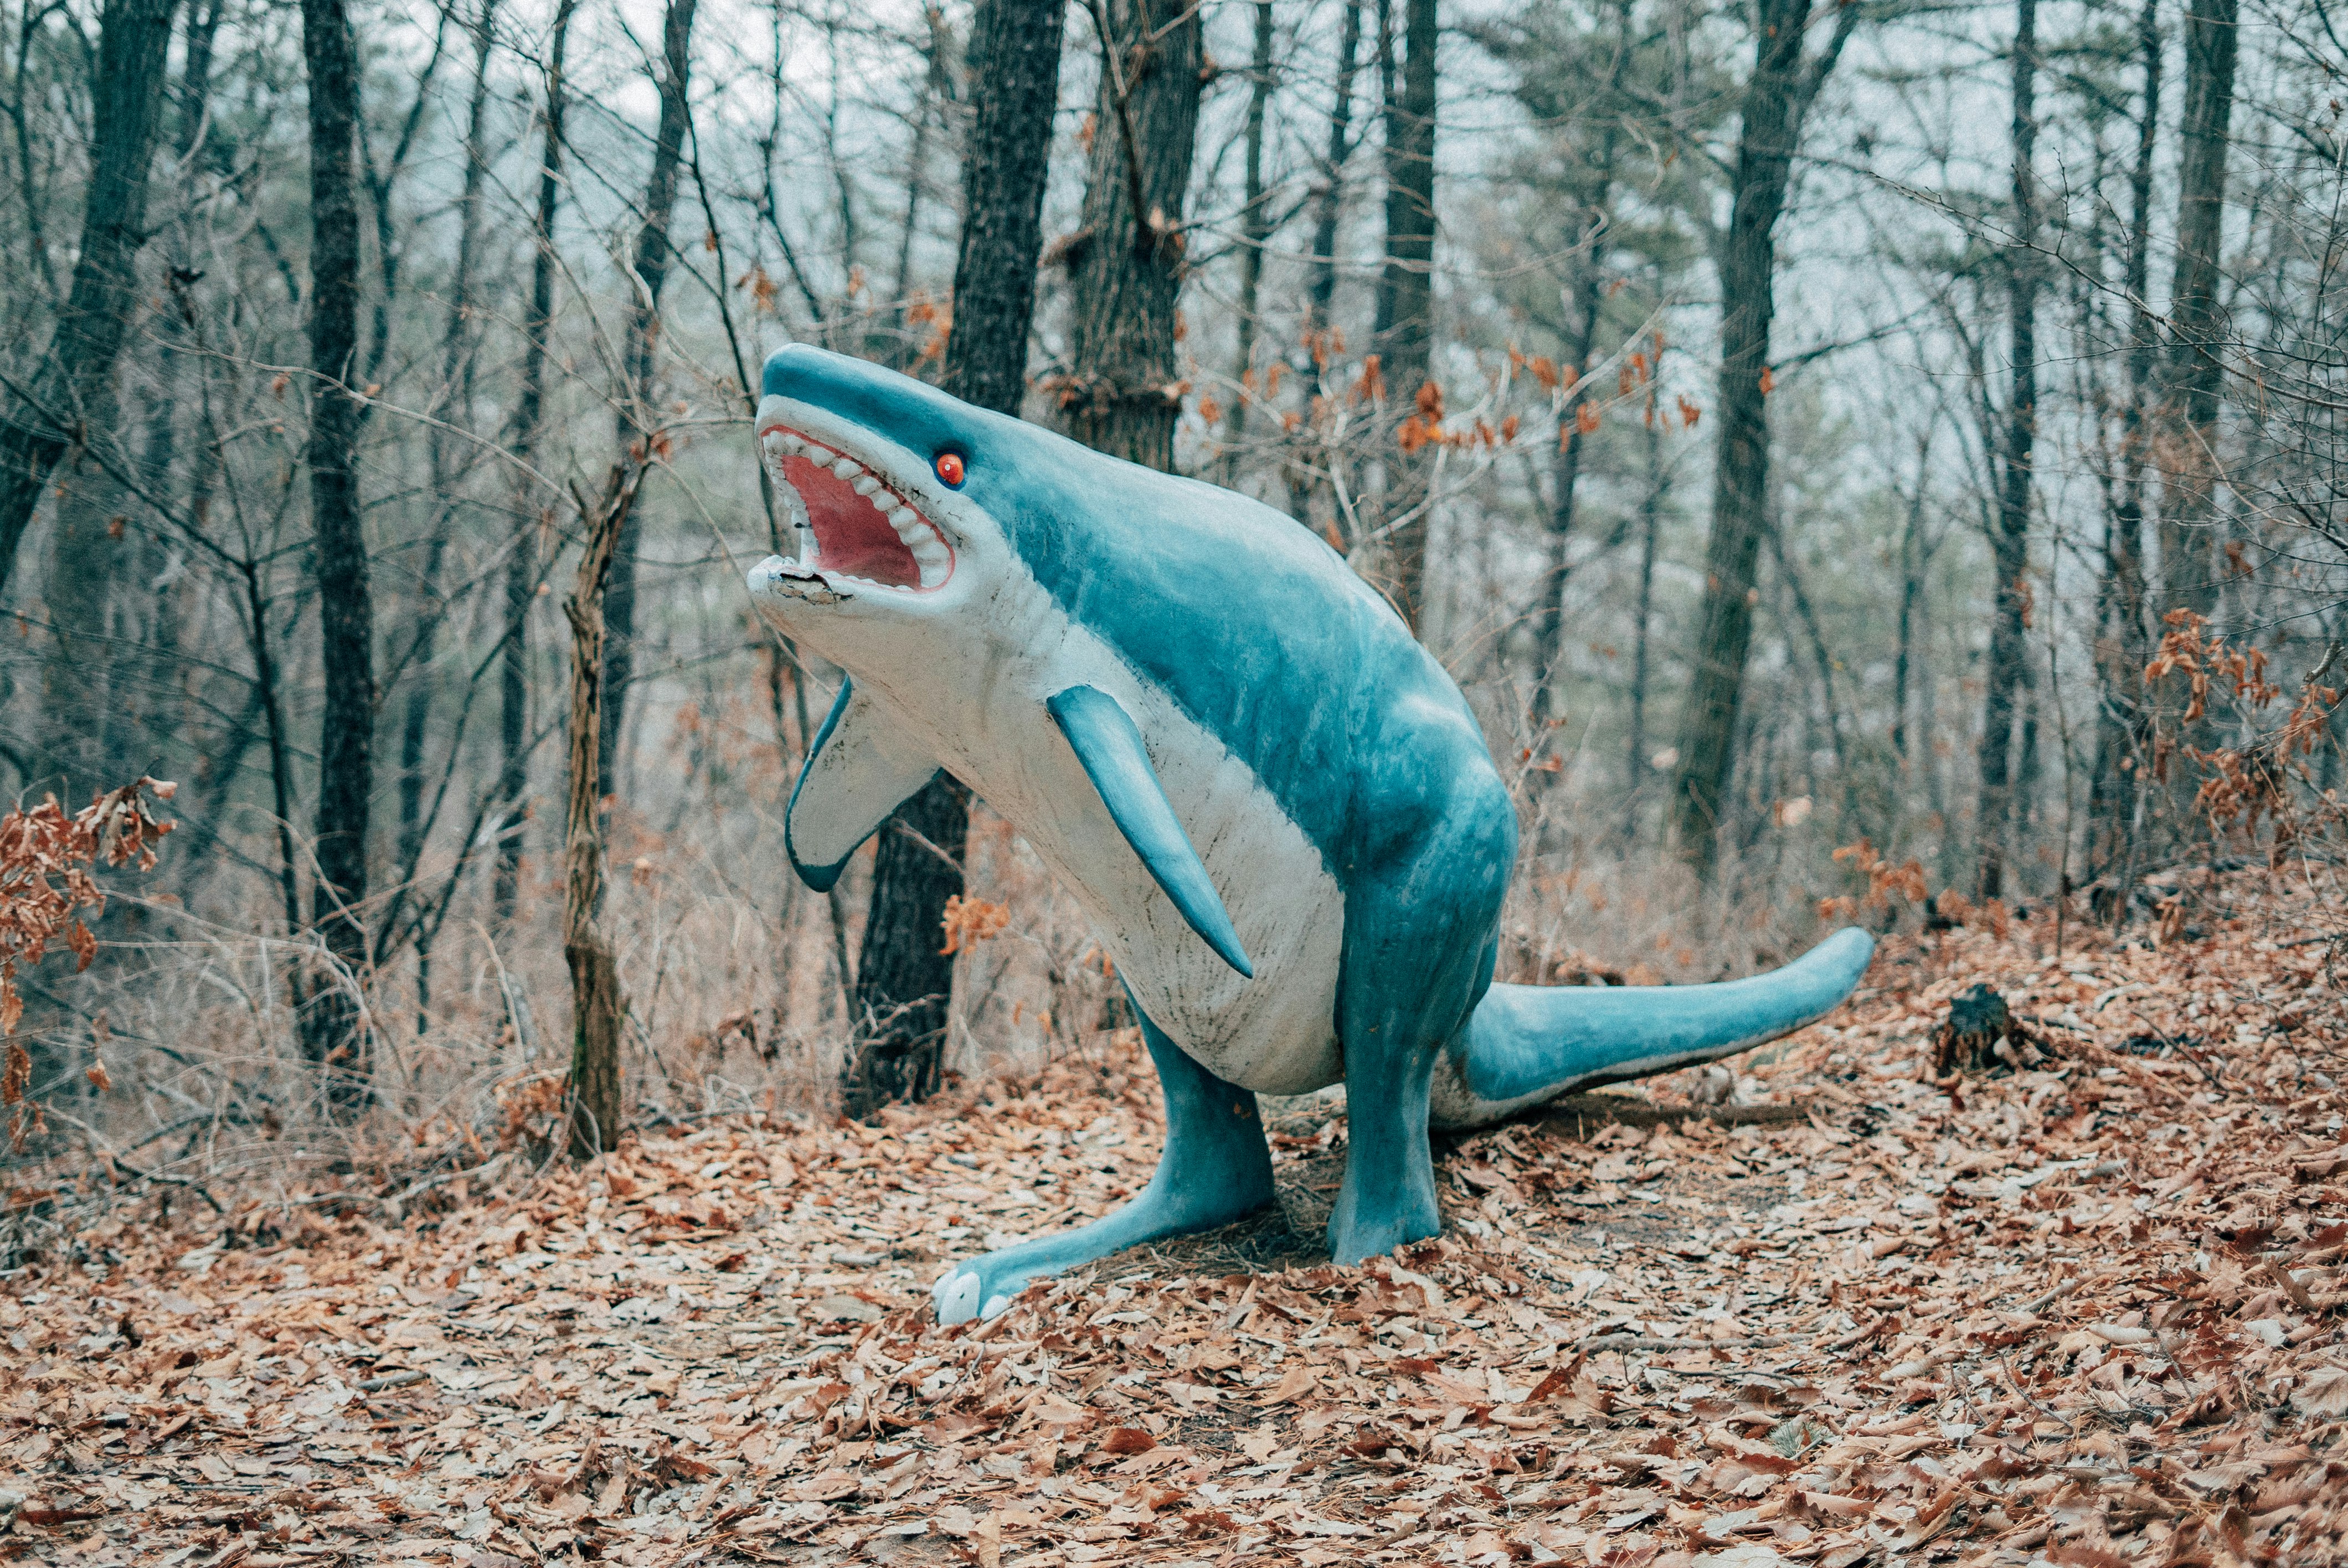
top-left (7, 879), bottom-right (2348, 1567)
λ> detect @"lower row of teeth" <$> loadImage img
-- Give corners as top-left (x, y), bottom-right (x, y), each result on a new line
top-left (764, 430), bottom-right (950, 589)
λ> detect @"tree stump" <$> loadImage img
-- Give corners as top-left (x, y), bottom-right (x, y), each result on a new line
top-left (1929, 983), bottom-right (2047, 1076)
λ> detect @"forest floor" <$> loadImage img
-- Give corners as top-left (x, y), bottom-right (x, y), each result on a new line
top-left (7, 877), bottom-right (2348, 1567)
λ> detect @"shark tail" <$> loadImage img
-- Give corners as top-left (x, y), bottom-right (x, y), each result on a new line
top-left (1432, 927), bottom-right (1876, 1129)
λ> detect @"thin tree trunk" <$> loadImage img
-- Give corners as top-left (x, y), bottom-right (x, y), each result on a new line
top-left (300, 0), bottom-right (376, 1111)
top-left (2087, 0), bottom-right (2161, 893)
top-left (1530, 0), bottom-right (1633, 761)
top-left (498, 0), bottom-right (578, 927)
top-left (397, 0), bottom-right (501, 981)
top-left (1623, 365), bottom-right (1667, 837)
top-left (888, 4), bottom-right (956, 362)
top-left (2157, 0), bottom-right (2238, 625)
top-left (1891, 432), bottom-right (1931, 767)
top-left (846, 0), bottom-right (1068, 1116)
top-left (1219, 0), bottom-right (1276, 474)
top-left (1374, 0), bottom-right (1438, 630)
top-left (1287, 0), bottom-right (1362, 522)
top-left (1975, 0), bottom-right (2040, 901)
top-left (1302, 0), bottom-right (1362, 343)
top-left (563, 464), bottom-right (646, 1158)
top-left (598, 0), bottom-right (701, 801)
top-left (1057, 0), bottom-right (1204, 469)
top-left (0, 0), bottom-right (174, 601)
top-left (1665, 0), bottom-right (1856, 875)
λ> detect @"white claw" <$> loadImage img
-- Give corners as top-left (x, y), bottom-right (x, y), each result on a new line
top-left (932, 1268), bottom-right (982, 1325)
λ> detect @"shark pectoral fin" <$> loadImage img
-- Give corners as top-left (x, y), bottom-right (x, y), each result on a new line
top-left (1045, 685), bottom-right (1253, 979)
top-left (786, 679), bottom-right (940, 891)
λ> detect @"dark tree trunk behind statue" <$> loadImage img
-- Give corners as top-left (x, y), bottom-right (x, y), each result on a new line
top-left (0, 0), bottom-right (174, 603)
top-left (1665, 0), bottom-right (1856, 877)
top-left (1057, 0), bottom-right (1204, 470)
top-left (845, 0), bottom-right (1069, 1116)
top-left (300, 0), bottom-right (376, 1110)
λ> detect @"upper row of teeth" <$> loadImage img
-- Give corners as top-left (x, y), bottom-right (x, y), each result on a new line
top-left (762, 428), bottom-right (951, 589)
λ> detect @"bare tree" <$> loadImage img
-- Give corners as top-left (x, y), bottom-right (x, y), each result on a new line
top-left (1665, 0), bottom-right (1858, 876)
top-left (1373, 0), bottom-right (1438, 630)
top-left (846, 0), bottom-right (1070, 1116)
top-left (599, 0), bottom-right (702, 801)
top-left (1055, 0), bottom-right (1204, 468)
top-left (0, 0), bottom-right (174, 602)
top-left (300, 0), bottom-right (377, 1108)
top-left (1974, 0), bottom-right (2041, 901)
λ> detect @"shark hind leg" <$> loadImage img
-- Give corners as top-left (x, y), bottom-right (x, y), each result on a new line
top-left (930, 1000), bottom-right (1275, 1324)
top-left (1325, 741), bottom-right (1516, 1267)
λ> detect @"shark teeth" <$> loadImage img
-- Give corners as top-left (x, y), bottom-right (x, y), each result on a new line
top-left (754, 422), bottom-right (957, 591)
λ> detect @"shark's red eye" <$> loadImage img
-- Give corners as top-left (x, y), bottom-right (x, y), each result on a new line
top-left (935, 452), bottom-right (965, 488)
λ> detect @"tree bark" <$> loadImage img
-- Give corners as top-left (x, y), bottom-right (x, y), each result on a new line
top-left (397, 0), bottom-right (501, 974)
top-left (300, 0), bottom-right (376, 1111)
top-left (1664, 0), bottom-right (1855, 876)
top-left (2086, 0), bottom-right (2161, 892)
top-left (1056, 0), bottom-right (1204, 470)
top-left (1529, 0), bottom-right (1633, 767)
top-left (563, 465), bottom-right (645, 1158)
top-left (1623, 359), bottom-right (1668, 836)
top-left (498, 0), bottom-right (579, 927)
top-left (845, 0), bottom-right (1068, 1117)
top-left (2157, 0), bottom-right (2238, 624)
top-left (1218, 0), bottom-right (1276, 476)
top-left (598, 0), bottom-right (701, 801)
top-left (0, 0), bottom-right (174, 602)
top-left (1974, 0), bottom-right (2040, 901)
top-left (1373, 0), bottom-right (1438, 631)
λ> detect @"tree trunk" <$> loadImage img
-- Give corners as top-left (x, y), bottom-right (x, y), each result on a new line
top-left (300, 0), bottom-right (376, 1111)
top-left (1219, 0), bottom-right (1276, 475)
top-left (563, 465), bottom-right (646, 1158)
top-left (498, 0), bottom-right (579, 928)
top-left (1286, 0), bottom-right (1362, 522)
top-left (1057, 0), bottom-right (1204, 469)
top-left (1623, 363), bottom-right (1667, 837)
top-left (1302, 0), bottom-right (1362, 343)
top-left (1373, 0), bottom-right (1438, 631)
top-left (1974, 0), bottom-right (2040, 901)
top-left (1529, 0), bottom-right (1634, 777)
top-left (598, 0), bottom-right (700, 802)
top-left (1665, 0), bottom-right (1855, 876)
top-left (397, 0), bottom-right (501, 968)
top-left (2157, 0), bottom-right (2238, 625)
top-left (2086, 0), bottom-right (2161, 893)
top-left (1891, 432), bottom-right (1932, 768)
top-left (845, 0), bottom-right (1068, 1117)
top-left (0, 0), bottom-right (174, 601)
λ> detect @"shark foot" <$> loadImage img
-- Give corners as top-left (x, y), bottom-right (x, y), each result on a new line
top-left (926, 1168), bottom-right (1274, 1326)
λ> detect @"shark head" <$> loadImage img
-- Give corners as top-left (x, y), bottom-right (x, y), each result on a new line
top-left (747, 345), bottom-right (1046, 671)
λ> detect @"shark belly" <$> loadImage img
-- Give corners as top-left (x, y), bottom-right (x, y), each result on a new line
top-left (849, 572), bottom-right (1347, 1096)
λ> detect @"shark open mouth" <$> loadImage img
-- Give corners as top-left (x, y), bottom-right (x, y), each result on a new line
top-left (758, 424), bottom-right (955, 592)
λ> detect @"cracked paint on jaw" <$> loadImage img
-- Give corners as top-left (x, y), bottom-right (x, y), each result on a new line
top-left (756, 420), bottom-right (956, 593)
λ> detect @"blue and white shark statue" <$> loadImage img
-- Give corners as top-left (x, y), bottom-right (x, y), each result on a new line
top-left (745, 345), bottom-right (1874, 1324)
